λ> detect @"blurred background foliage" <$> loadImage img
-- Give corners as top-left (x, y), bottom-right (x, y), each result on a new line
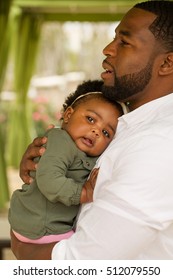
top-left (0, 0), bottom-right (138, 210)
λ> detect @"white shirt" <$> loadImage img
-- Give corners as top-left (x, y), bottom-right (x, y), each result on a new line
top-left (52, 93), bottom-right (173, 259)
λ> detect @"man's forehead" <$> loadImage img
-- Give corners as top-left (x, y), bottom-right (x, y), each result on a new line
top-left (115, 7), bottom-right (157, 38)
top-left (117, 7), bottom-right (157, 31)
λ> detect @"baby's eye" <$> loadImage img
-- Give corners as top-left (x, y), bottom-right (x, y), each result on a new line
top-left (87, 116), bottom-right (94, 123)
top-left (102, 129), bottom-right (110, 138)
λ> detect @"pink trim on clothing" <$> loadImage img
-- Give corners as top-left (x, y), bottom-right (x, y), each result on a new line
top-left (13, 230), bottom-right (74, 244)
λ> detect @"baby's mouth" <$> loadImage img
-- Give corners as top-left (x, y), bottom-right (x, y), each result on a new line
top-left (82, 137), bottom-right (93, 147)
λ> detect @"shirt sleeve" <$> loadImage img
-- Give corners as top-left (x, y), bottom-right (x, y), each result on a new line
top-left (36, 129), bottom-right (83, 206)
top-left (51, 133), bottom-right (173, 259)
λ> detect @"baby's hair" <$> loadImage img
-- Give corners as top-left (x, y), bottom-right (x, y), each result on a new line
top-left (62, 80), bottom-right (103, 111)
top-left (62, 80), bottom-right (123, 116)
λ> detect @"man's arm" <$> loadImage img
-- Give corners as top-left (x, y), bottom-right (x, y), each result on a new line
top-left (20, 125), bottom-right (55, 184)
top-left (11, 230), bottom-right (55, 260)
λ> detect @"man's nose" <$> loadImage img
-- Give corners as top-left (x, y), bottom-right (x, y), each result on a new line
top-left (103, 40), bottom-right (117, 57)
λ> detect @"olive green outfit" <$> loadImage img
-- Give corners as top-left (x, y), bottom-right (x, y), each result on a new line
top-left (8, 128), bottom-right (97, 239)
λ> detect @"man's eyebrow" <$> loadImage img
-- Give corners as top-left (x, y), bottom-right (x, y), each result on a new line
top-left (115, 26), bottom-right (131, 37)
top-left (119, 30), bottom-right (131, 36)
top-left (115, 29), bottom-right (131, 37)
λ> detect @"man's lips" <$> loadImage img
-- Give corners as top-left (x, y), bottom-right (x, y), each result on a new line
top-left (102, 60), bottom-right (113, 73)
top-left (103, 69), bottom-right (112, 74)
top-left (101, 60), bottom-right (115, 83)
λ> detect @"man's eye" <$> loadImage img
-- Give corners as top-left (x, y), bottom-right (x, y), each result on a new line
top-left (120, 39), bottom-right (129, 45)
top-left (102, 129), bottom-right (110, 138)
top-left (87, 116), bottom-right (94, 123)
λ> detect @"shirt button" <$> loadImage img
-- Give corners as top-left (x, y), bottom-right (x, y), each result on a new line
top-left (86, 161), bottom-right (90, 166)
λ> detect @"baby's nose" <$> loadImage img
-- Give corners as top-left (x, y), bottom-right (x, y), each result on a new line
top-left (92, 128), bottom-right (100, 137)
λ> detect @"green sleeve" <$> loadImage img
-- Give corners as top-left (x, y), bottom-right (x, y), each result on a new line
top-left (36, 129), bottom-right (83, 206)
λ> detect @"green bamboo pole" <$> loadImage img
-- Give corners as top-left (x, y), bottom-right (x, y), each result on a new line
top-left (0, 127), bottom-right (9, 209)
top-left (0, 0), bottom-right (12, 90)
top-left (0, 0), bottom-right (13, 210)
top-left (7, 12), bottom-right (43, 168)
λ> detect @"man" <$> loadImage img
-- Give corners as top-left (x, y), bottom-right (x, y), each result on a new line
top-left (11, 0), bottom-right (173, 259)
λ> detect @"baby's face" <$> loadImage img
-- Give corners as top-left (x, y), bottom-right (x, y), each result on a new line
top-left (63, 98), bottom-right (120, 156)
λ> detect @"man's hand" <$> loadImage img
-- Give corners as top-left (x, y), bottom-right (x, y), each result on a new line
top-left (80, 168), bottom-right (99, 203)
top-left (20, 124), bottom-right (55, 184)
top-left (19, 136), bottom-right (47, 184)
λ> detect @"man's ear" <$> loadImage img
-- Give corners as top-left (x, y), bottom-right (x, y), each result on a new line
top-left (159, 53), bottom-right (173, 75)
top-left (63, 107), bottom-right (74, 123)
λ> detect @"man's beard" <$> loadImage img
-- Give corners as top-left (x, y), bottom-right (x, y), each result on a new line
top-left (102, 61), bottom-right (153, 103)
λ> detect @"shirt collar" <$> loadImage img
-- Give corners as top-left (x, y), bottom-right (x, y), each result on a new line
top-left (119, 93), bottom-right (173, 126)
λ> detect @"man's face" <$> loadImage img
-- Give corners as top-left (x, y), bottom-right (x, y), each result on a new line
top-left (101, 8), bottom-right (158, 106)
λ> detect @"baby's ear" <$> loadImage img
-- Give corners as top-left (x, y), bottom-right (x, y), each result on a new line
top-left (63, 107), bottom-right (74, 123)
top-left (159, 53), bottom-right (173, 75)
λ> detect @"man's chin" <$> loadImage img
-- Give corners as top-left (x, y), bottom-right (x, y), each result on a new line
top-left (102, 80), bottom-right (115, 87)
top-left (101, 84), bottom-right (117, 102)
top-left (102, 84), bottom-right (115, 91)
